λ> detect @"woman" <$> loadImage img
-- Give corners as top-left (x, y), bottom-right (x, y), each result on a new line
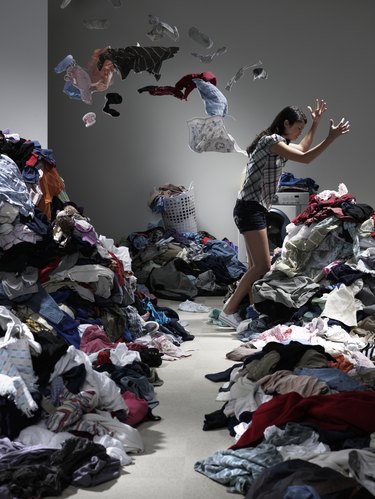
top-left (219, 100), bottom-right (350, 328)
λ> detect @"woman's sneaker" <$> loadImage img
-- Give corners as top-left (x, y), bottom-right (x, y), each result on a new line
top-left (218, 311), bottom-right (242, 329)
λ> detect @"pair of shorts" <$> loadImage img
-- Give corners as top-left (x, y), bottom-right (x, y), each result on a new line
top-left (233, 199), bottom-right (267, 233)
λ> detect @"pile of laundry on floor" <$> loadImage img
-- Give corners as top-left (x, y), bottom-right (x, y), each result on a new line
top-left (124, 225), bottom-right (246, 301)
top-left (196, 183), bottom-right (375, 497)
top-left (0, 130), bottom-right (218, 497)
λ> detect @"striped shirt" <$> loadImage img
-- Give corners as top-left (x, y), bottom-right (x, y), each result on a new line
top-left (238, 134), bottom-right (287, 209)
top-left (97, 46), bottom-right (179, 80)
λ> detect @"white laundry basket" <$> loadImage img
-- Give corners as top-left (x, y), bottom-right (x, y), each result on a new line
top-left (162, 185), bottom-right (198, 233)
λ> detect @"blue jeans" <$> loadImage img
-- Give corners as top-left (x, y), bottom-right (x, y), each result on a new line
top-left (0, 283), bottom-right (80, 348)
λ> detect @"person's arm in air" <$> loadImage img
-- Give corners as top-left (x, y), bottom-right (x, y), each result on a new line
top-left (291, 99), bottom-right (327, 152)
top-left (271, 117), bottom-right (350, 164)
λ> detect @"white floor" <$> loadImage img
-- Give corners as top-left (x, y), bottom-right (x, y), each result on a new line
top-left (53, 296), bottom-right (241, 499)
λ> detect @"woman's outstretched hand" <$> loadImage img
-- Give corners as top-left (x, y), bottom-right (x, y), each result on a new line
top-left (328, 118), bottom-right (350, 139)
top-left (307, 99), bottom-right (327, 124)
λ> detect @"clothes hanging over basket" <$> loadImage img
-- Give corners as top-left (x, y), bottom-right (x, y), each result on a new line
top-left (148, 183), bottom-right (198, 233)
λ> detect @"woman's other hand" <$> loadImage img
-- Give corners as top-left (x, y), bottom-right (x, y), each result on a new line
top-left (328, 118), bottom-right (350, 139)
top-left (307, 99), bottom-right (327, 125)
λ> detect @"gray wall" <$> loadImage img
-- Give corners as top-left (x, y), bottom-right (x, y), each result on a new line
top-left (48, 0), bottom-right (374, 243)
top-left (0, 1), bottom-right (48, 147)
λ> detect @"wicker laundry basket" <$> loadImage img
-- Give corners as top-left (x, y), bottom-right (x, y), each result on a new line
top-left (162, 186), bottom-right (198, 233)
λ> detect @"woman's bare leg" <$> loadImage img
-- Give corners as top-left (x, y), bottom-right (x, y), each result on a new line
top-left (223, 228), bottom-right (270, 315)
top-left (246, 247), bottom-right (254, 304)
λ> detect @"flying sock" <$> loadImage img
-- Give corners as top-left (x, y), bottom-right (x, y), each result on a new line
top-left (103, 92), bottom-right (123, 117)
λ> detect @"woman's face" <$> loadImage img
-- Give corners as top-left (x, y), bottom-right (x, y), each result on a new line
top-left (283, 120), bottom-right (305, 141)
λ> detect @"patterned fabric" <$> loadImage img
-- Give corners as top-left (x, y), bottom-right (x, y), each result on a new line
top-left (150, 335), bottom-right (192, 360)
top-left (25, 318), bottom-right (46, 333)
top-left (0, 339), bottom-right (38, 392)
top-left (47, 388), bottom-right (98, 432)
top-left (124, 305), bottom-right (144, 339)
top-left (194, 442), bottom-right (283, 494)
top-left (187, 116), bottom-right (246, 155)
top-left (239, 134), bottom-right (287, 210)
top-left (0, 326), bottom-right (39, 416)
top-left (97, 46), bottom-right (179, 80)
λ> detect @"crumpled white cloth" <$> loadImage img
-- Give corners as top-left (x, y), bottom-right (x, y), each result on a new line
top-left (317, 183), bottom-right (349, 200)
top-left (82, 410), bottom-right (144, 454)
top-left (17, 422), bottom-right (77, 449)
top-left (98, 235), bottom-right (133, 271)
top-left (187, 116), bottom-right (247, 155)
top-left (93, 434), bottom-right (133, 465)
top-left (178, 300), bottom-right (210, 313)
top-left (356, 247), bottom-right (375, 275)
top-left (321, 283), bottom-right (363, 327)
top-left (110, 342), bottom-right (141, 366)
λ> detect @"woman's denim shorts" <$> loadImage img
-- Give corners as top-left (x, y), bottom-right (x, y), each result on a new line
top-left (233, 199), bottom-right (267, 233)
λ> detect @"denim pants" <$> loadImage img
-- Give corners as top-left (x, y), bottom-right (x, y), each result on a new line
top-left (0, 283), bottom-right (80, 348)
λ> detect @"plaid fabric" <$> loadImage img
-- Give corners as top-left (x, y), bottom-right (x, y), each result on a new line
top-left (238, 134), bottom-right (287, 210)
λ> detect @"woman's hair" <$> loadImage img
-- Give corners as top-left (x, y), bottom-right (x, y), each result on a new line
top-left (247, 105), bottom-right (307, 155)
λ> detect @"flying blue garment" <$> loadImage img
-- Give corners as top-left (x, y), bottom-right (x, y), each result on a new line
top-left (54, 54), bottom-right (75, 73)
top-left (192, 78), bottom-right (228, 117)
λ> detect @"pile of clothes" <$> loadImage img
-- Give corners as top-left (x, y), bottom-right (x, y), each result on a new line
top-left (196, 183), bottom-right (375, 498)
top-left (125, 224), bottom-right (246, 301)
top-left (0, 130), bottom-right (198, 497)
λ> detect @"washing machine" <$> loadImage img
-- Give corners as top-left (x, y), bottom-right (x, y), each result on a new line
top-left (237, 191), bottom-right (310, 265)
